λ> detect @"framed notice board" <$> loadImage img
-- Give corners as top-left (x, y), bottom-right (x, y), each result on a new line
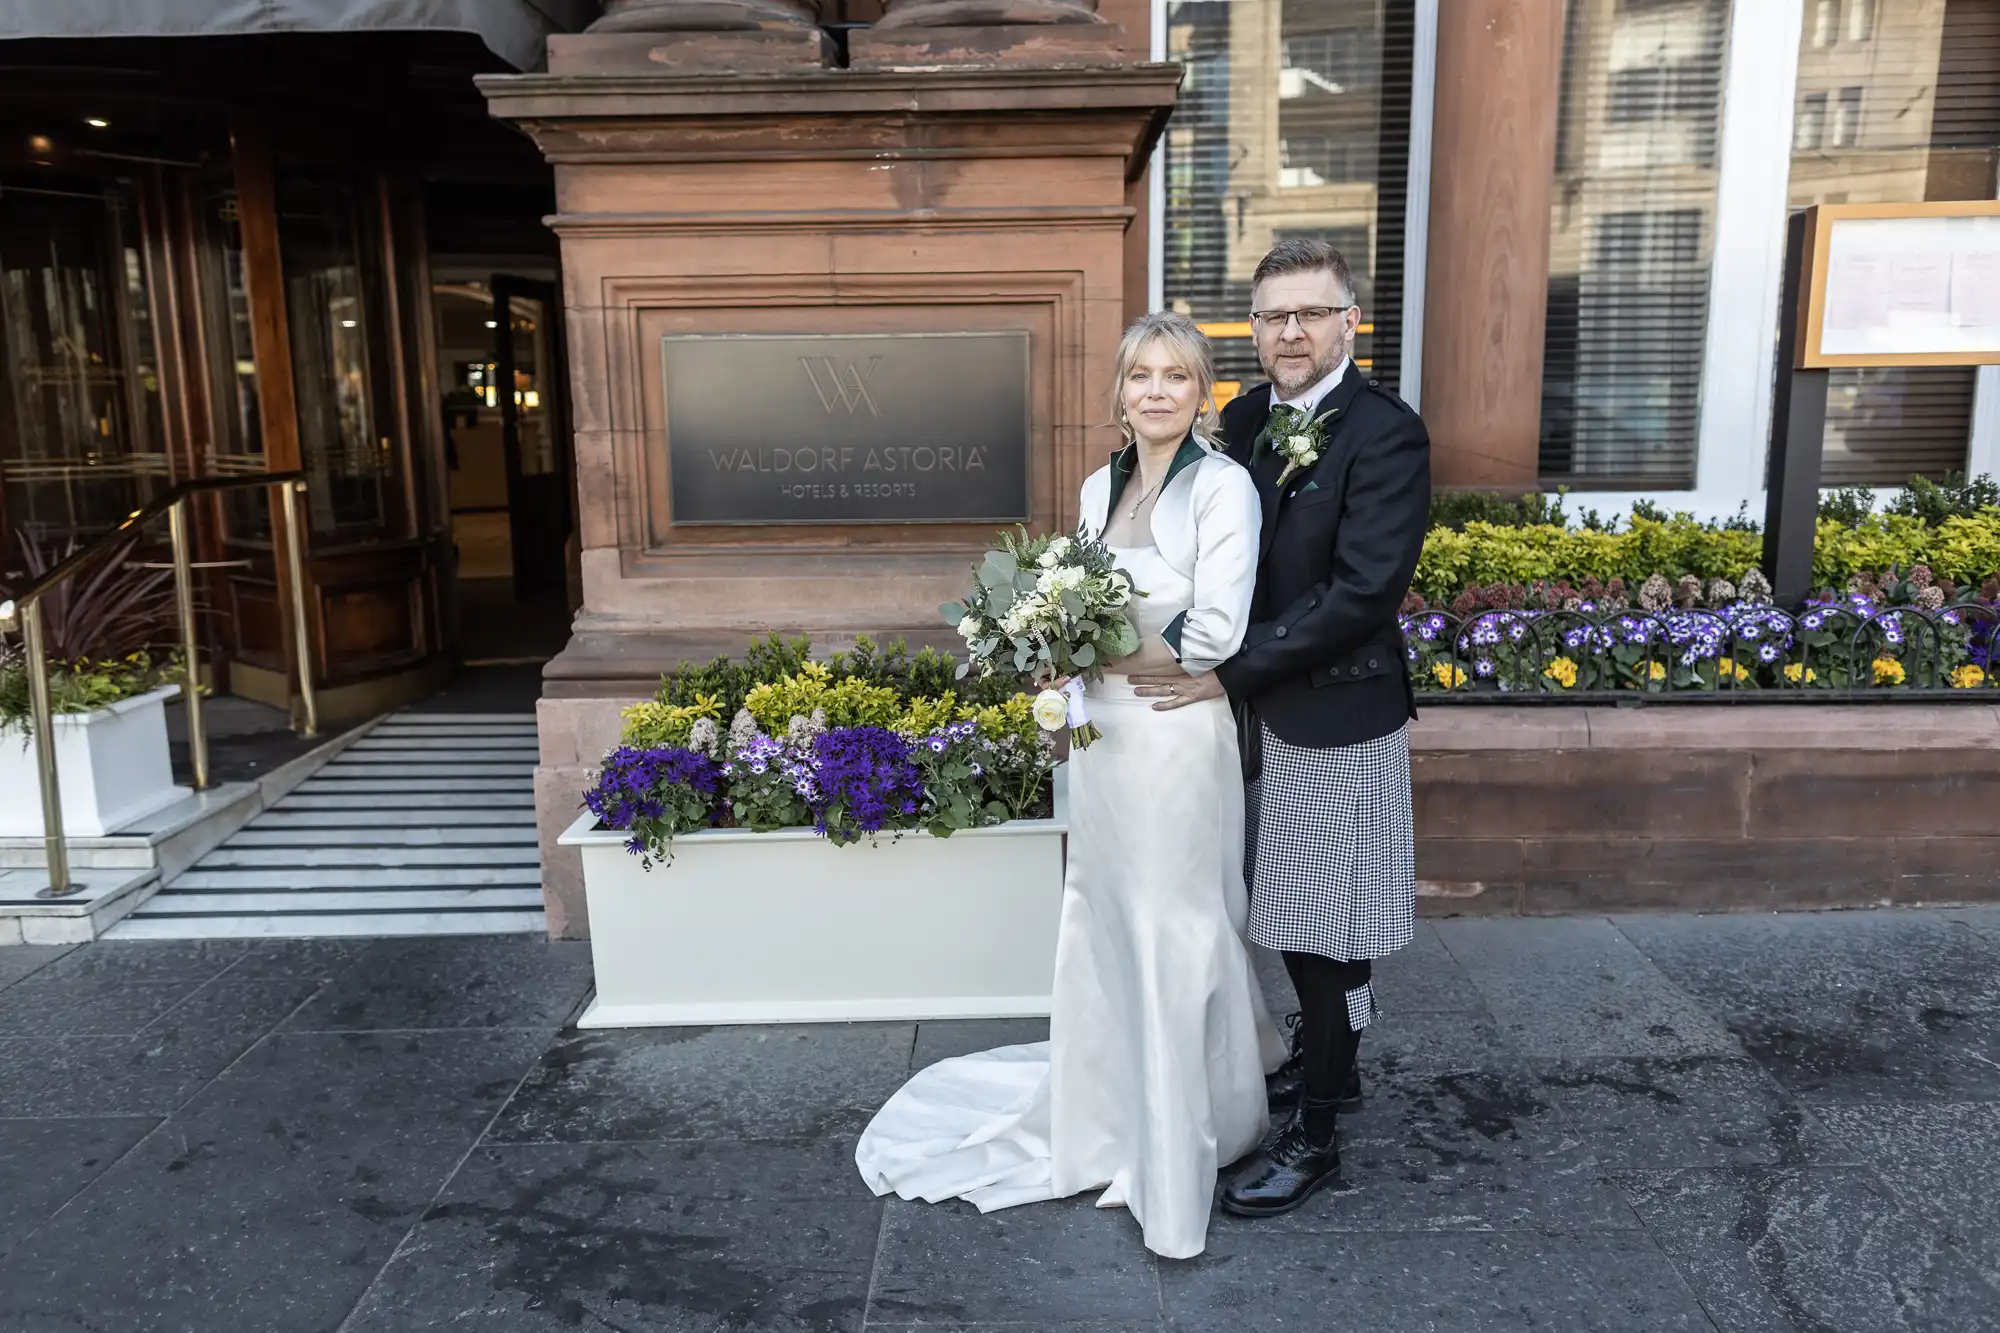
top-left (1793, 201), bottom-right (2000, 369)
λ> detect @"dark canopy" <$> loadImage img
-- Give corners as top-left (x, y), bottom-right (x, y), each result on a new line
top-left (0, 0), bottom-right (597, 71)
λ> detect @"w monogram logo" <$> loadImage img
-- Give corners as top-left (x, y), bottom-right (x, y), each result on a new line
top-left (800, 357), bottom-right (882, 418)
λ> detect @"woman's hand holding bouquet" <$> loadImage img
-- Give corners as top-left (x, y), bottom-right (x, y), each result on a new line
top-left (943, 529), bottom-right (1142, 749)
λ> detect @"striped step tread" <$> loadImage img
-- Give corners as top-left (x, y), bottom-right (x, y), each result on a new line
top-left (172, 866), bottom-right (540, 889)
top-left (104, 910), bottom-right (548, 939)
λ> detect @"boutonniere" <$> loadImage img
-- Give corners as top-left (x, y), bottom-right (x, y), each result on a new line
top-left (1273, 410), bottom-right (1329, 487)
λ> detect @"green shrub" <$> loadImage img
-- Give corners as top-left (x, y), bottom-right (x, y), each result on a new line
top-left (1885, 472), bottom-right (2000, 527)
top-left (0, 650), bottom-right (185, 735)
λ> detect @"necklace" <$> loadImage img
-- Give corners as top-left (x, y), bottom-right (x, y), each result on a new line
top-left (1125, 473), bottom-right (1164, 520)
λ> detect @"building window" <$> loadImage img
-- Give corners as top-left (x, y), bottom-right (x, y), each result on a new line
top-left (1162, 0), bottom-right (1416, 404)
top-left (1788, 2), bottom-right (2000, 485)
top-left (1812, 0), bottom-right (1840, 49)
top-left (1539, 0), bottom-right (1730, 488)
top-left (275, 170), bottom-right (402, 542)
top-left (0, 179), bottom-right (168, 548)
top-left (1796, 92), bottom-right (1829, 151)
top-left (1831, 86), bottom-right (1863, 148)
top-left (1847, 0), bottom-right (1874, 42)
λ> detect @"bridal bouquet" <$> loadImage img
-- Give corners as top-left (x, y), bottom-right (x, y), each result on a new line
top-left (942, 528), bottom-right (1141, 748)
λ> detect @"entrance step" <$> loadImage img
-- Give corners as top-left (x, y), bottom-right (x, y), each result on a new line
top-left (0, 719), bottom-right (377, 943)
top-left (107, 713), bottom-right (547, 940)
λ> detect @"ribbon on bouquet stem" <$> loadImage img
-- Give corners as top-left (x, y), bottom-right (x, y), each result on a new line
top-left (1062, 677), bottom-right (1101, 749)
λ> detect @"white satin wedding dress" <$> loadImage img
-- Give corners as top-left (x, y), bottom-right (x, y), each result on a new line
top-left (855, 543), bottom-right (1284, 1259)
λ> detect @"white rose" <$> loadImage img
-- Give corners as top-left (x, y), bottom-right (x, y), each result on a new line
top-left (1031, 688), bottom-right (1069, 732)
top-left (1000, 595), bottom-right (1045, 637)
top-left (1036, 565), bottom-right (1083, 597)
top-left (1285, 433), bottom-right (1316, 458)
top-left (1045, 536), bottom-right (1075, 562)
top-left (956, 614), bottom-right (982, 641)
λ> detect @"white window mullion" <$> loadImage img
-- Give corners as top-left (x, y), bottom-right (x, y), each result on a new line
top-left (1398, 0), bottom-right (1438, 410)
top-left (1973, 176), bottom-right (2000, 483)
top-left (1147, 0), bottom-right (1167, 314)
top-left (1693, 0), bottom-right (1804, 504)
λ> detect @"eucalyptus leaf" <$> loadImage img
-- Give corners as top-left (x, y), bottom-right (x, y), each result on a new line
top-left (1072, 642), bottom-right (1096, 668)
top-left (940, 601), bottom-right (965, 624)
top-left (1100, 615), bottom-right (1141, 659)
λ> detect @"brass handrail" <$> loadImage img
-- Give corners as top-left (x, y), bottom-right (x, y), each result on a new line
top-left (0, 471), bottom-right (315, 898)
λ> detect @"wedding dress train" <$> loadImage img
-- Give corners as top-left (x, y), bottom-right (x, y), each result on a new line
top-left (855, 545), bottom-right (1285, 1259)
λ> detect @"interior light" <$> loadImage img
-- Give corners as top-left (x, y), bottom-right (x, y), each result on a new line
top-left (484, 320), bottom-right (498, 329)
top-left (85, 117), bottom-right (110, 129)
top-left (340, 319), bottom-right (357, 329)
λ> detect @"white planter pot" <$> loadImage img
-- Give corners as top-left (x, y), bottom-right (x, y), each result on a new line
top-left (0, 687), bottom-right (190, 838)
top-left (559, 804), bottom-right (1069, 1028)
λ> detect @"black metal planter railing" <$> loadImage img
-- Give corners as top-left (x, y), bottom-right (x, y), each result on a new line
top-left (1400, 598), bottom-right (2000, 705)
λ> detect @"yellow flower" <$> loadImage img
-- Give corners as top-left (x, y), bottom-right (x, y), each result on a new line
top-left (1716, 659), bottom-right (1750, 683)
top-left (1783, 663), bottom-right (1817, 685)
top-left (1431, 661), bottom-right (1467, 690)
top-left (1950, 664), bottom-right (1987, 690)
top-left (1543, 656), bottom-right (1579, 689)
top-left (1647, 661), bottom-right (1667, 682)
top-left (1872, 655), bottom-right (1906, 686)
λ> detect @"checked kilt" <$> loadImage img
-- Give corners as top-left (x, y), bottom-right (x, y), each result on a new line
top-left (1244, 724), bottom-right (1416, 1030)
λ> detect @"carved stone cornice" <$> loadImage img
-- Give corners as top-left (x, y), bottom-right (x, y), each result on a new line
top-left (560, 0), bottom-right (833, 70)
top-left (871, 0), bottom-right (1108, 27)
top-left (588, 0), bottom-right (826, 32)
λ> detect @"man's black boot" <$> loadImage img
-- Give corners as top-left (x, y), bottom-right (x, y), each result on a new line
top-left (1266, 1016), bottom-right (1363, 1114)
top-left (1220, 1101), bottom-right (1343, 1217)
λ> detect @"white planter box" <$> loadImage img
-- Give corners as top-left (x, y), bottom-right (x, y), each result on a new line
top-left (559, 803), bottom-right (1068, 1028)
top-left (0, 687), bottom-right (190, 838)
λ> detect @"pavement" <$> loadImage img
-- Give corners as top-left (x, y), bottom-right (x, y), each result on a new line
top-left (2, 907), bottom-right (1999, 1331)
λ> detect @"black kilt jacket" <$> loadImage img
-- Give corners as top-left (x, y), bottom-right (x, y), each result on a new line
top-left (1211, 363), bottom-right (1432, 751)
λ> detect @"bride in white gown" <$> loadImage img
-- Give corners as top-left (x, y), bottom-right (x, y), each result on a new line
top-left (856, 312), bottom-right (1285, 1259)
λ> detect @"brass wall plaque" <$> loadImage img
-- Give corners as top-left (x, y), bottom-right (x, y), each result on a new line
top-left (662, 332), bottom-right (1032, 525)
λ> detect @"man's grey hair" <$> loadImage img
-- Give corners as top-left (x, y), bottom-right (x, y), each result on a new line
top-left (1251, 238), bottom-right (1356, 307)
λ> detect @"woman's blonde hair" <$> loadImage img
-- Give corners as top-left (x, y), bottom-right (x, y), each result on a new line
top-left (1109, 311), bottom-right (1223, 448)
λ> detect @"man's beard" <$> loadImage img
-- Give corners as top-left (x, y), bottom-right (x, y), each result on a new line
top-left (1265, 341), bottom-right (1347, 399)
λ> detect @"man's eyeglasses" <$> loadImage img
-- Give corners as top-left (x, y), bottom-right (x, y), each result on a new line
top-left (1249, 306), bottom-right (1355, 332)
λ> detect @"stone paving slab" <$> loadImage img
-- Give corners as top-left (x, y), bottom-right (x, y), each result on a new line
top-left (0, 913), bottom-right (1996, 1330)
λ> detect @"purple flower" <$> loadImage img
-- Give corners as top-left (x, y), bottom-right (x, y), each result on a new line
top-left (584, 746), bottom-right (721, 830)
top-left (808, 726), bottom-right (924, 844)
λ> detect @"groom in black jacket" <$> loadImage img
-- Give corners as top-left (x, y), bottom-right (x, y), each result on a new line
top-left (1134, 238), bottom-right (1430, 1216)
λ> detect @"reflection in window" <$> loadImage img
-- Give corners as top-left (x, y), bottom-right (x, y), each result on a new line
top-left (1831, 87), bottom-right (1863, 148)
top-left (1163, 0), bottom-right (1413, 405)
top-left (195, 186), bottom-right (271, 540)
top-left (0, 179), bottom-right (166, 547)
top-left (275, 172), bottom-right (399, 542)
top-left (1788, 1), bottom-right (1999, 485)
top-left (1797, 92), bottom-right (1829, 151)
top-left (1813, 0), bottom-right (1840, 49)
top-left (1848, 0), bottom-right (1875, 42)
top-left (1540, 0), bottom-right (1729, 488)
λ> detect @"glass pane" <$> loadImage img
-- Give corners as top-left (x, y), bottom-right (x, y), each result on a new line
top-left (1162, 0), bottom-right (1415, 406)
top-left (1787, 1), bottom-right (1999, 486)
top-left (505, 293), bottom-right (555, 477)
top-left (196, 185), bottom-right (271, 540)
top-left (275, 171), bottom-right (400, 542)
top-left (1540, 0), bottom-right (1730, 489)
top-left (435, 281), bottom-right (511, 581)
top-left (0, 179), bottom-right (167, 551)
